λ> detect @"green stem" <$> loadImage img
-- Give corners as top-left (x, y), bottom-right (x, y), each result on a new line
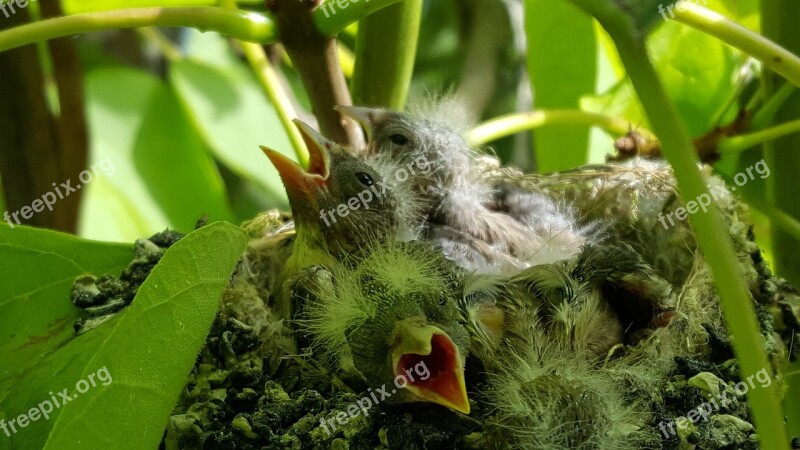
top-left (218, 0), bottom-right (307, 165)
top-left (136, 27), bottom-right (182, 61)
top-left (466, 109), bottom-right (651, 147)
top-left (751, 81), bottom-right (797, 130)
top-left (313, 0), bottom-right (403, 36)
top-left (350, 0), bottom-right (422, 109)
top-left (0, 7), bottom-right (275, 53)
top-left (568, 2), bottom-right (789, 449)
top-left (239, 41), bottom-right (308, 165)
top-left (709, 59), bottom-right (754, 127)
top-left (673, 3), bottom-right (800, 88)
top-left (718, 118), bottom-right (800, 154)
top-left (740, 193), bottom-right (800, 243)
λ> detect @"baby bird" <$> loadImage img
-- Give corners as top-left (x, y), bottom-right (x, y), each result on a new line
top-left (261, 119), bottom-right (395, 320)
top-left (461, 242), bottom-right (674, 366)
top-left (336, 105), bottom-right (588, 275)
top-left (298, 241), bottom-right (471, 414)
top-left (458, 243), bottom-right (674, 449)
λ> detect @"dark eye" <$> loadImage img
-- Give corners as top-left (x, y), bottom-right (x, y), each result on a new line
top-left (438, 295), bottom-right (447, 306)
top-left (355, 172), bottom-right (374, 186)
top-left (390, 134), bottom-right (409, 146)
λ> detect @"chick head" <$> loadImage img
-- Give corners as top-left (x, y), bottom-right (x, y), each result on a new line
top-left (260, 120), bottom-right (396, 255)
top-left (336, 105), bottom-right (474, 196)
top-left (301, 241), bottom-right (472, 414)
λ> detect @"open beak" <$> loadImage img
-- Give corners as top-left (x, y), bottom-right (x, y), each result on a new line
top-left (335, 105), bottom-right (386, 140)
top-left (260, 120), bottom-right (335, 206)
top-left (292, 119), bottom-right (332, 179)
top-left (259, 145), bottom-right (326, 204)
top-left (390, 319), bottom-right (470, 414)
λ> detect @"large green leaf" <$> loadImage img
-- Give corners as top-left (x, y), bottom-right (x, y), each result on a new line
top-left (648, 21), bottom-right (738, 137)
top-left (134, 81), bottom-right (235, 229)
top-left (0, 222), bottom-right (247, 449)
top-left (81, 67), bottom-right (167, 242)
top-left (523, 0), bottom-right (597, 172)
top-left (169, 31), bottom-right (293, 209)
top-left (0, 225), bottom-right (132, 386)
top-left (80, 66), bottom-right (233, 242)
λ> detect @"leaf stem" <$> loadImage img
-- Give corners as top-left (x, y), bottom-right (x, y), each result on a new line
top-left (136, 27), bottom-right (182, 62)
top-left (718, 118), bottom-right (800, 154)
top-left (0, 7), bottom-right (276, 54)
top-left (568, 2), bottom-right (790, 449)
top-left (673, 3), bottom-right (800, 88)
top-left (238, 42), bottom-right (308, 165)
top-left (466, 109), bottom-right (649, 147)
top-left (218, 0), bottom-right (307, 165)
top-left (740, 193), bottom-right (800, 243)
top-left (350, 0), bottom-right (422, 109)
top-left (751, 81), bottom-right (797, 130)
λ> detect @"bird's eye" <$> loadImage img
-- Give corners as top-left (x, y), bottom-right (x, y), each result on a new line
top-left (390, 134), bottom-right (409, 146)
top-left (438, 295), bottom-right (447, 306)
top-left (355, 172), bottom-right (374, 186)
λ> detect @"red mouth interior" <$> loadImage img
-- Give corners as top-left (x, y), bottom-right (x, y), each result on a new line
top-left (396, 334), bottom-right (461, 402)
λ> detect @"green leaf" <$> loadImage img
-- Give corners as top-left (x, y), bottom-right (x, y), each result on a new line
top-left (647, 20), bottom-right (738, 136)
top-left (523, 0), bottom-right (597, 171)
top-left (0, 222), bottom-right (247, 449)
top-left (0, 225), bottom-right (132, 386)
top-left (81, 66), bottom-right (168, 242)
top-left (169, 33), bottom-right (294, 208)
top-left (134, 82), bottom-right (235, 229)
top-left (81, 65), bottom-right (233, 241)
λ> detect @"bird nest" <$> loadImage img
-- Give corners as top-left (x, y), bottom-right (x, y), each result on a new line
top-left (73, 160), bottom-right (799, 450)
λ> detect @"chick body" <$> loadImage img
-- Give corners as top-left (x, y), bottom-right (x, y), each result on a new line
top-left (262, 120), bottom-right (399, 320)
top-left (459, 243), bottom-right (673, 450)
top-left (337, 105), bottom-right (589, 275)
top-left (299, 240), bottom-right (472, 414)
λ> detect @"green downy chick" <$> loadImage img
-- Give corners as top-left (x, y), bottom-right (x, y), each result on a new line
top-left (337, 105), bottom-right (589, 275)
top-left (461, 242), bottom-right (674, 364)
top-left (458, 244), bottom-right (673, 449)
top-left (299, 241), bottom-right (472, 414)
top-left (479, 348), bottom-right (658, 450)
top-left (261, 119), bottom-right (395, 320)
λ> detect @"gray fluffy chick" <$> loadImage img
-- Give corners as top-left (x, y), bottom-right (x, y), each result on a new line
top-left (337, 104), bottom-right (590, 275)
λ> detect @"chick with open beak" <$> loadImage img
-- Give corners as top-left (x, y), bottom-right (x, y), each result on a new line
top-left (260, 120), bottom-right (397, 320)
top-left (300, 241), bottom-right (472, 414)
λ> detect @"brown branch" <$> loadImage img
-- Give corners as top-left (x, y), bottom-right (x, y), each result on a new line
top-left (269, 0), bottom-right (364, 147)
top-left (611, 109), bottom-right (751, 164)
top-left (0, 2), bottom-right (87, 232)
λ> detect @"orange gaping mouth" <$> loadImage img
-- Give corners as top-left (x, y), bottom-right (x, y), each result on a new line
top-left (391, 323), bottom-right (470, 414)
top-left (259, 120), bottom-right (332, 199)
